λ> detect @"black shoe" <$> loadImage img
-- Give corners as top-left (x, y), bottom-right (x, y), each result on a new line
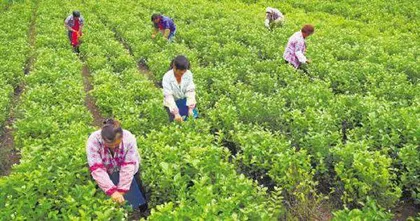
top-left (139, 203), bottom-right (148, 213)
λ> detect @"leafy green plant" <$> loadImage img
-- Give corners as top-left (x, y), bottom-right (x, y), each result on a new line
top-left (331, 142), bottom-right (401, 209)
top-left (333, 197), bottom-right (394, 221)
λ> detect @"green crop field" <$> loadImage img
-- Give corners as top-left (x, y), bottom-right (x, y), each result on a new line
top-left (0, 0), bottom-right (419, 220)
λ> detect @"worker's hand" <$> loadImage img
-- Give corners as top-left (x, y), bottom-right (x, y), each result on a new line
top-left (306, 59), bottom-right (312, 64)
top-left (151, 34), bottom-right (156, 39)
top-left (174, 114), bottom-right (183, 122)
top-left (188, 109), bottom-right (194, 117)
top-left (111, 192), bottom-right (125, 204)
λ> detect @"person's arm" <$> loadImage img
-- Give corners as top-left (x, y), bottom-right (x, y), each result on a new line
top-left (152, 28), bottom-right (159, 38)
top-left (163, 29), bottom-right (171, 39)
top-left (86, 135), bottom-right (118, 196)
top-left (185, 73), bottom-right (197, 115)
top-left (163, 77), bottom-right (180, 116)
top-left (117, 134), bottom-right (140, 194)
top-left (64, 16), bottom-right (75, 32)
top-left (295, 40), bottom-right (308, 64)
top-left (264, 19), bottom-right (270, 28)
top-left (65, 24), bottom-right (74, 31)
top-left (162, 19), bottom-right (171, 39)
top-left (295, 51), bottom-right (307, 64)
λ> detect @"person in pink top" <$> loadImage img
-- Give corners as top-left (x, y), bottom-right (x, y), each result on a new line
top-left (86, 119), bottom-right (147, 212)
top-left (283, 24), bottom-right (315, 73)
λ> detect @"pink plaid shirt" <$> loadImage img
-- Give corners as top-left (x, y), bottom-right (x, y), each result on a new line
top-left (283, 31), bottom-right (307, 68)
top-left (86, 129), bottom-right (140, 196)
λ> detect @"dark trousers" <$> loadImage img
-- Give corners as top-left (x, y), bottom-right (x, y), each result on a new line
top-left (68, 30), bottom-right (72, 42)
top-left (89, 169), bottom-right (148, 210)
top-left (109, 172), bottom-right (146, 209)
top-left (165, 98), bottom-right (198, 122)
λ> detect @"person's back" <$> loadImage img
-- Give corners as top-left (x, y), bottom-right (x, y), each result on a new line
top-left (151, 14), bottom-right (177, 42)
top-left (159, 16), bottom-right (176, 32)
top-left (283, 25), bottom-right (315, 73)
top-left (283, 31), bottom-right (303, 67)
top-left (265, 7), bottom-right (284, 29)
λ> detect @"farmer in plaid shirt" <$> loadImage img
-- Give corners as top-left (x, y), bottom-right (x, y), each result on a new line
top-left (283, 24), bottom-right (315, 73)
top-left (86, 119), bottom-right (147, 212)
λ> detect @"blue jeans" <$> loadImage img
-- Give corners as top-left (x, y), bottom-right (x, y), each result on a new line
top-left (165, 98), bottom-right (198, 122)
top-left (109, 172), bottom-right (146, 209)
top-left (168, 30), bottom-right (176, 42)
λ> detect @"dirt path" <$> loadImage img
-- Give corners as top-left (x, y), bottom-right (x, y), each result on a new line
top-left (393, 200), bottom-right (420, 221)
top-left (0, 3), bottom-right (38, 176)
top-left (81, 64), bottom-right (104, 128)
top-left (137, 59), bottom-right (162, 88)
top-left (109, 27), bottom-right (162, 88)
top-left (0, 86), bottom-right (24, 176)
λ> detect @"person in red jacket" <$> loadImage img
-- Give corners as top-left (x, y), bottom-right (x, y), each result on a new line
top-left (64, 11), bottom-right (84, 53)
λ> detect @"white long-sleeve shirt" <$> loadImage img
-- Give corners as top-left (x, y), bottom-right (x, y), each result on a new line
top-left (162, 69), bottom-right (196, 115)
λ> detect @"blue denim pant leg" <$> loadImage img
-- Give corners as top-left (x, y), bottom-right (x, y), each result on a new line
top-left (168, 30), bottom-right (176, 42)
top-left (109, 172), bottom-right (146, 209)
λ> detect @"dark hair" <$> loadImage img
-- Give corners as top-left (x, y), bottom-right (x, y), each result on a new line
top-left (151, 13), bottom-right (161, 22)
top-left (73, 10), bottom-right (81, 18)
top-left (172, 55), bottom-right (190, 70)
top-left (301, 24), bottom-right (315, 35)
top-left (101, 118), bottom-right (123, 143)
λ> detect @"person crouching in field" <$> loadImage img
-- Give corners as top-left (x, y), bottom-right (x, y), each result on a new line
top-left (163, 55), bottom-right (198, 122)
top-left (283, 24), bottom-right (315, 74)
top-left (86, 119), bottom-right (147, 212)
top-left (151, 13), bottom-right (177, 42)
top-left (265, 7), bottom-right (285, 30)
top-left (64, 11), bottom-right (84, 53)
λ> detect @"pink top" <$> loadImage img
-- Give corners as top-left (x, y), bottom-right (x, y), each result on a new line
top-left (283, 31), bottom-right (308, 68)
top-left (86, 129), bottom-right (140, 196)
